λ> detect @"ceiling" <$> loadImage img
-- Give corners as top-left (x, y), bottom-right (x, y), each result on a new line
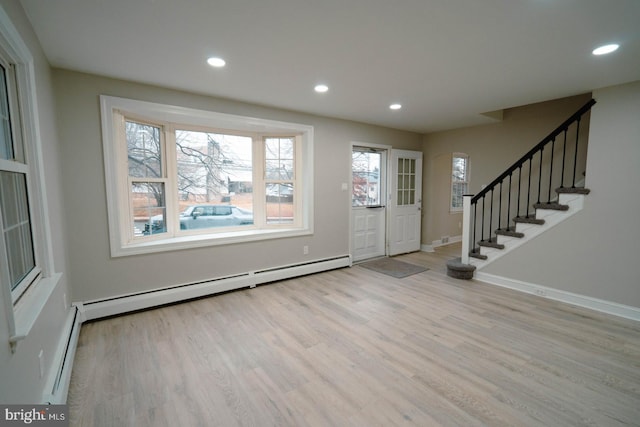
top-left (19, 0), bottom-right (640, 133)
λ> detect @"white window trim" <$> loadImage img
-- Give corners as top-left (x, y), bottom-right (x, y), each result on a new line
top-left (450, 152), bottom-right (469, 213)
top-left (100, 95), bottom-right (314, 257)
top-left (1, 5), bottom-right (60, 352)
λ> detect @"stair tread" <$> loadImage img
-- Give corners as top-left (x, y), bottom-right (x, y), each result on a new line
top-left (495, 229), bottom-right (525, 238)
top-left (477, 239), bottom-right (505, 249)
top-left (556, 187), bottom-right (591, 195)
top-left (514, 216), bottom-right (545, 225)
top-left (533, 202), bottom-right (569, 211)
top-left (469, 251), bottom-right (488, 260)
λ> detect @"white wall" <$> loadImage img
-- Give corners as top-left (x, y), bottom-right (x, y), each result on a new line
top-left (0, 0), bottom-right (72, 403)
top-left (52, 69), bottom-right (423, 303)
top-left (483, 80), bottom-right (640, 308)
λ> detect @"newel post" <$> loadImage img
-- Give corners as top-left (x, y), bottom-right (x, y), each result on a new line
top-left (461, 194), bottom-right (473, 264)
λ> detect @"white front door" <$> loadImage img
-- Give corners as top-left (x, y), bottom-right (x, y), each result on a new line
top-left (351, 147), bottom-right (387, 262)
top-left (389, 149), bottom-right (422, 255)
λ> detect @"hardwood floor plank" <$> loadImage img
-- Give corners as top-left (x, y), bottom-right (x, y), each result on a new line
top-left (68, 244), bottom-right (640, 426)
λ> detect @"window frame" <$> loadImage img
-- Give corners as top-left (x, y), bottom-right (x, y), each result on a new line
top-left (450, 152), bottom-right (469, 212)
top-left (101, 95), bottom-right (314, 257)
top-left (1, 5), bottom-right (60, 352)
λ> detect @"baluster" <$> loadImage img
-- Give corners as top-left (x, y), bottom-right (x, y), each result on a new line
top-left (507, 173), bottom-right (512, 230)
top-left (560, 129), bottom-right (568, 188)
top-left (526, 157), bottom-right (532, 217)
top-left (481, 195), bottom-right (486, 242)
top-left (489, 188), bottom-right (494, 240)
top-left (573, 118), bottom-right (581, 188)
top-left (548, 137), bottom-right (555, 203)
top-left (537, 146), bottom-right (543, 204)
top-left (498, 181), bottom-right (503, 231)
top-left (517, 165), bottom-right (522, 218)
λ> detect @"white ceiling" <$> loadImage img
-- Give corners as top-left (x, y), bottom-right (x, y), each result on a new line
top-left (19, 0), bottom-right (640, 133)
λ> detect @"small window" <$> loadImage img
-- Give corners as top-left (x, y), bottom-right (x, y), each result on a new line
top-left (451, 153), bottom-right (469, 212)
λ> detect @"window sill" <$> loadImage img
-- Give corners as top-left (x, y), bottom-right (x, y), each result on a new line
top-left (113, 227), bottom-right (313, 257)
top-left (10, 272), bottom-right (63, 353)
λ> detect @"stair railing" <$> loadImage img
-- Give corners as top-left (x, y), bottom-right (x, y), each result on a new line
top-left (461, 99), bottom-right (596, 264)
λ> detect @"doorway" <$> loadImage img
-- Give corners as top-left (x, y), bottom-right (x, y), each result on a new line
top-left (351, 146), bottom-right (423, 262)
top-left (351, 146), bottom-right (387, 262)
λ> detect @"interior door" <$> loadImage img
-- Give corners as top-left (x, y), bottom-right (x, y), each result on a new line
top-left (351, 147), bottom-right (386, 262)
top-left (389, 149), bottom-right (422, 255)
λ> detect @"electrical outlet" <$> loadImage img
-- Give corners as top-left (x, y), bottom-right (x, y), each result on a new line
top-left (303, 245), bottom-right (309, 255)
top-left (441, 236), bottom-right (449, 244)
top-left (534, 289), bottom-right (546, 297)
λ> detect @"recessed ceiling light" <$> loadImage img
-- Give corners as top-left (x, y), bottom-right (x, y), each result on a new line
top-left (389, 103), bottom-right (402, 110)
top-left (207, 57), bottom-right (226, 67)
top-left (592, 44), bottom-right (619, 56)
top-left (314, 84), bottom-right (329, 93)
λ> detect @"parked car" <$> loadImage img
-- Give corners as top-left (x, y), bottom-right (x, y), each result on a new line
top-left (143, 204), bottom-right (253, 234)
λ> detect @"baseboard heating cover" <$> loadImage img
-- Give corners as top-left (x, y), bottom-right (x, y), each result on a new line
top-left (42, 305), bottom-right (81, 404)
top-left (76, 255), bottom-right (351, 321)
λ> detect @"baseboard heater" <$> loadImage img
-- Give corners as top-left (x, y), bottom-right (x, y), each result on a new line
top-left (43, 305), bottom-right (81, 404)
top-left (76, 254), bottom-right (351, 322)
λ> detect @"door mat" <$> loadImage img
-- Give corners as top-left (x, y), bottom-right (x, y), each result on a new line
top-left (358, 257), bottom-right (428, 278)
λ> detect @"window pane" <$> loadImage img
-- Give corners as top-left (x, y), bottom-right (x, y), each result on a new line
top-left (352, 150), bottom-right (381, 207)
top-left (0, 64), bottom-right (14, 160)
top-left (132, 182), bottom-right (167, 236)
top-left (452, 156), bottom-right (467, 182)
top-left (265, 138), bottom-right (295, 180)
top-left (266, 183), bottom-right (294, 224)
top-left (0, 171), bottom-right (35, 290)
top-left (175, 130), bottom-right (253, 231)
top-left (126, 121), bottom-right (162, 178)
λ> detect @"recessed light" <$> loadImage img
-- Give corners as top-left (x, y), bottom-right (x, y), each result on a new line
top-left (389, 103), bottom-right (402, 110)
top-left (207, 57), bottom-right (226, 67)
top-left (592, 44), bottom-right (619, 56)
top-left (314, 84), bottom-right (329, 93)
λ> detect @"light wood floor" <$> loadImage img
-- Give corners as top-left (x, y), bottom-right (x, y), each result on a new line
top-left (68, 244), bottom-right (640, 426)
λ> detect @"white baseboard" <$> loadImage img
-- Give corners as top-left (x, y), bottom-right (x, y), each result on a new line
top-left (76, 255), bottom-right (351, 322)
top-left (476, 272), bottom-right (640, 322)
top-left (422, 235), bottom-right (462, 253)
top-left (42, 306), bottom-right (81, 404)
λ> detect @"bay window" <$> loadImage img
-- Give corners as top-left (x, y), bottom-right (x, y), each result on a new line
top-left (101, 96), bottom-right (313, 257)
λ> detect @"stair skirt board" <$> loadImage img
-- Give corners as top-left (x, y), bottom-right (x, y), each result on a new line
top-left (476, 272), bottom-right (640, 322)
top-left (76, 255), bottom-right (351, 322)
top-left (42, 306), bottom-right (81, 404)
top-left (471, 193), bottom-right (585, 269)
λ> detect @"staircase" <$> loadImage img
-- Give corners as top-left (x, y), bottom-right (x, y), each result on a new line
top-left (447, 99), bottom-right (596, 279)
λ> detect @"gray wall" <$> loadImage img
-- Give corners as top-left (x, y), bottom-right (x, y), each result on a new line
top-left (0, 0), bottom-right (71, 403)
top-left (52, 69), bottom-right (423, 302)
top-left (421, 93), bottom-right (592, 245)
top-left (483, 81), bottom-right (640, 308)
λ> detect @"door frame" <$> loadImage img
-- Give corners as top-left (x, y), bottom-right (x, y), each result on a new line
top-left (349, 141), bottom-right (392, 263)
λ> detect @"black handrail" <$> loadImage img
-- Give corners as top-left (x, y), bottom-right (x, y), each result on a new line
top-left (471, 99), bottom-right (596, 204)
